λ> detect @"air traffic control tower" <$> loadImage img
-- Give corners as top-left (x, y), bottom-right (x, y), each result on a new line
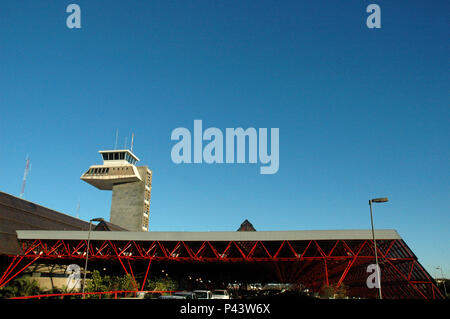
top-left (81, 149), bottom-right (152, 232)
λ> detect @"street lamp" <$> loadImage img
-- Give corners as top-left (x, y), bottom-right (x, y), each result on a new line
top-left (369, 197), bottom-right (388, 300)
top-left (82, 217), bottom-right (104, 295)
top-left (436, 266), bottom-right (447, 297)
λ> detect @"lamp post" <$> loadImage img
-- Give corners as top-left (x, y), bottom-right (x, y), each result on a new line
top-left (436, 266), bottom-right (447, 297)
top-left (82, 217), bottom-right (104, 295)
top-left (369, 197), bottom-right (388, 300)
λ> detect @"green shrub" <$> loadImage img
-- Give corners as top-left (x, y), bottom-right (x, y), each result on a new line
top-left (0, 276), bottom-right (41, 298)
top-left (83, 270), bottom-right (135, 298)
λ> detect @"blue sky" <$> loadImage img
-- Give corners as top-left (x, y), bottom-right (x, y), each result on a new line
top-left (0, 1), bottom-right (448, 278)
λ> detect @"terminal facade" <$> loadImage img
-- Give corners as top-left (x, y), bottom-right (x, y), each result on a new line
top-left (0, 149), bottom-right (445, 299)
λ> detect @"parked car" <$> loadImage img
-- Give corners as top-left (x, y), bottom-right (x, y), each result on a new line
top-left (212, 290), bottom-right (230, 299)
top-left (158, 295), bottom-right (187, 299)
top-left (121, 292), bottom-right (148, 299)
top-left (193, 290), bottom-right (212, 299)
top-left (173, 291), bottom-right (198, 299)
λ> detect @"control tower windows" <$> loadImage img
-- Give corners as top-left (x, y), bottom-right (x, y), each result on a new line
top-left (99, 150), bottom-right (139, 165)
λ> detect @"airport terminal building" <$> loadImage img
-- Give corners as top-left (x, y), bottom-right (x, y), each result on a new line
top-left (0, 149), bottom-right (444, 299)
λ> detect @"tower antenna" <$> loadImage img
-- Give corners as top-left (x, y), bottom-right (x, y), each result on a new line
top-left (20, 155), bottom-right (31, 198)
top-left (76, 199), bottom-right (80, 219)
top-left (131, 133), bottom-right (134, 152)
top-left (114, 129), bottom-right (119, 150)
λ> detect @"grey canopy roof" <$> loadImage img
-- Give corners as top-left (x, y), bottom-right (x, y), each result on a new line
top-left (16, 229), bottom-right (401, 242)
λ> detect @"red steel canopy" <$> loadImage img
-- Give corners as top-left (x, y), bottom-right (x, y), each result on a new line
top-left (0, 229), bottom-right (443, 299)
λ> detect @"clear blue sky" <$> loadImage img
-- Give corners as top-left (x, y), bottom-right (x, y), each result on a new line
top-left (0, 1), bottom-right (448, 278)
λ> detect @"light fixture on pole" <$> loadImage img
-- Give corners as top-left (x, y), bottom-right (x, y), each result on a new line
top-left (82, 217), bottom-right (104, 295)
top-left (436, 266), bottom-right (447, 297)
top-left (369, 197), bottom-right (388, 300)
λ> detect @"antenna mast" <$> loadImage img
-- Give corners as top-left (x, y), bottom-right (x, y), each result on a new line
top-left (20, 155), bottom-right (31, 198)
top-left (131, 133), bottom-right (134, 152)
top-left (76, 199), bottom-right (80, 219)
top-left (114, 129), bottom-right (119, 150)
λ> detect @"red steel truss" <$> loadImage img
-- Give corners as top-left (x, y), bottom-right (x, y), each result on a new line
top-left (0, 238), bottom-right (444, 299)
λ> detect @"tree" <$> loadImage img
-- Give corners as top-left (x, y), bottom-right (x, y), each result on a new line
top-left (144, 276), bottom-right (178, 294)
top-left (83, 270), bottom-right (135, 298)
top-left (0, 276), bottom-right (41, 298)
top-left (319, 283), bottom-right (349, 299)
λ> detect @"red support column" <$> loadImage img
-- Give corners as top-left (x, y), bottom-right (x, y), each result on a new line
top-left (273, 262), bottom-right (284, 283)
top-left (323, 259), bottom-right (329, 286)
top-left (336, 240), bottom-right (368, 288)
top-left (110, 240), bottom-right (138, 291)
top-left (0, 257), bottom-right (22, 286)
top-left (141, 258), bottom-right (152, 291)
top-left (0, 256), bottom-right (40, 288)
top-left (316, 241), bottom-right (329, 286)
top-left (126, 258), bottom-right (138, 291)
